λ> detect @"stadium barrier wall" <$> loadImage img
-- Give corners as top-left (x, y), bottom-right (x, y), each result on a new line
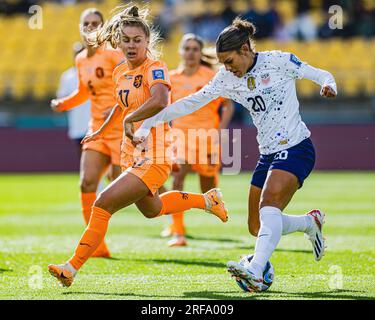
top-left (0, 124), bottom-right (374, 172)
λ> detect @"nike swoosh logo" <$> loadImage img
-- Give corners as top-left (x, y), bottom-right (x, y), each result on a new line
top-left (79, 242), bottom-right (91, 247)
top-left (211, 196), bottom-right (219, 205)
top-left (258, 234), bottom-right (269, 238)
top-left (60, 272), bottom-right (68, 279)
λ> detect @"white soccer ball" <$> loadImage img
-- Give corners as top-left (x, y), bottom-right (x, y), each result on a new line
top-left (235, 254), bottom-right (274, 292)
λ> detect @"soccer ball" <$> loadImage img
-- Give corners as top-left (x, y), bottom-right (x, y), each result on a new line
top-left (235, 254), bottom-right (274, 292)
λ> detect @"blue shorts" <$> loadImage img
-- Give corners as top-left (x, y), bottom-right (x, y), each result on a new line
top-left (251, 138), bottom-right (316, 189)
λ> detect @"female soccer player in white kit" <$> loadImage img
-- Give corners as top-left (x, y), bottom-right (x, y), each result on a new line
top-left (129, 18), bottom-right (337, 292)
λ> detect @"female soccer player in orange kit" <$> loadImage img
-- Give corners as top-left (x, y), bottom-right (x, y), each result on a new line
top-left (162, 34), bottom-right (234, 247)
top-left (48, 5), bottom-right (228, 287)
top-left (50, 8), bottom-right (125, 258)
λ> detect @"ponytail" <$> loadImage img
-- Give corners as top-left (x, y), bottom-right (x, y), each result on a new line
top-left (216, 17), bottom-right (256, 53)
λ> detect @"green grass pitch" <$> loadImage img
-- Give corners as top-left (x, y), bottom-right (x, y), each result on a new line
top-left (0, 172), bottom-right (374, 300)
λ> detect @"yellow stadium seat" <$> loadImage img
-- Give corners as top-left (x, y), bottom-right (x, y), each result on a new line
top-left (1, 0), bottom-right (374, 99)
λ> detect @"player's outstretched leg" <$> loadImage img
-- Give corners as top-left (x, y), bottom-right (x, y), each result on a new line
top-left (158, 188), bottom-right (228, 222)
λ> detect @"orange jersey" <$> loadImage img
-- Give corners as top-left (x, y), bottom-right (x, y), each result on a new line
top-left (112, 58), bottom-right (172, 164)
top-left (170, 65), bottom-right (224, 131)
top-left (59, 45), bottom-right (125, 139)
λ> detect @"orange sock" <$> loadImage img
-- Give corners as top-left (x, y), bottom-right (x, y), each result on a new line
top-left (69, 206), bottom-right (111, 270)
top-left (159, 191), bottom-right (205, 216)
top-left (80, 192), bottom-right (110, 256)
top-left (171, 212), bottom-right (185, 235)
top-left (80, 192), bottom-right (96, 224)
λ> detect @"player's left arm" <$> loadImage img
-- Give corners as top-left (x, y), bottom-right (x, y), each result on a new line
top-left (278, 52), bottom-right (337, 98)
top-left (123, 83), bottom-right (169, 141)
top-left (300, 64), bottom-right (337, 98)
top-left (125, 83), bottom-right (169, 123)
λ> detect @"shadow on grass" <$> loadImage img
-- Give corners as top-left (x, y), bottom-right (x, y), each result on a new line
top-left (0, 268), bottom-right (12, 273)
top-left (236, 246), bottom-right (311, 254)
top-left (149, 234), bottom-right (242, 243)
top-left (62, 291), bottom-right (180, 299)
top-left (92, 256), bottom-right (123, 261)
top-left (134, 258), bottom-right (226, 269)
top-left (62, 289), bottom-right (373, 300)
top-left (185, 235), bottom-right (242, 243)
top-left (268, 289), bottom-right (375, 300)
top-left (183, 289), bottom-right (374, 300)
top-left (183, 290), bottom-right (254, 300)
top-left (62, 290), bottom-right (249, 300)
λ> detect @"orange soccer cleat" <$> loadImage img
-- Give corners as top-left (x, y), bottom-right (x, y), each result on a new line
top-left (48, 263), bottom-right (76, 287)
top-left (203, 188), bottom-right (228, 222)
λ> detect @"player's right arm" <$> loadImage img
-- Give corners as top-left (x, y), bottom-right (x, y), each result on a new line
top-left (81, 104), bottom-right (122, 143)
top-left (133, 69), bottom-right (225, 140)
top-left (50, 60), bottom-right (89, 112)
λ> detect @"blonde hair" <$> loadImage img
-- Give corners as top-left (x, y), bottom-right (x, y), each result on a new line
top-left (80, 8), bottom-right (104, 25)
top-left (179, 33), bottom-right (218, 70)
top-left (93, 4), bottom-right (161, 59)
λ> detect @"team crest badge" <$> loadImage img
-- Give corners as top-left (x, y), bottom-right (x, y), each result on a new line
top-left (133, 75), bottom-right (143, 88)
top-left (152, 69), bottom-right (165, 80)
top-left (247, 76), bottom-right (256, 90)
top-left (261, 73), bottom-right (271, 85)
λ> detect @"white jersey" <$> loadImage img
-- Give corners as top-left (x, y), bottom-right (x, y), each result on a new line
top-left (135, 51), bottom-right (337, 155)
top-left (57, 67), bottom-right (91, 140)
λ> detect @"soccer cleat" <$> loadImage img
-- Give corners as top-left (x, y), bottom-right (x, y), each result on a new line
top-left (227, 261), bottom-right (263, 292)
top-left (204, 188), bottom-right (228, 222)
top-left (168, 235), bottom-right (187, 247)
top-left (160, 226), bottom-right (173, 238)
top-left (305, 209), bottom-right (326, 261)
top-left (48, 264), bottom-right (75, 287)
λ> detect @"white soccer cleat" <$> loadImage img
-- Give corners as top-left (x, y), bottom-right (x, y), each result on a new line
top-left (168, 235), bottom-right (187, 247)
top-left (227, 261), bottom-right (263, 292)
top-left (305, 209), bottom-right (326, 261)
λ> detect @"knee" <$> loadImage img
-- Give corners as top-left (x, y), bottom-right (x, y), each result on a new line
top-left (141, 209), bottom-right (160, 219)
top-left (80, 176), bottom-right (98, 193)
top-left (143, 211), bottom-right (159, 219)
top-left (94, 191), bottom-right (115, 213)
top-left (259, 187), bottom-right (284, 209)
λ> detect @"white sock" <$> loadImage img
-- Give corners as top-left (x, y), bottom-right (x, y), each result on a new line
top-left (281, 213), bottom-right (312, 235)
top-left (249, 206), bottom-right (282, 279)
top-left (64, 262), bottom-right (77, 276)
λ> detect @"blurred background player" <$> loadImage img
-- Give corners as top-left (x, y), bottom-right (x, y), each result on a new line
top-left (56, 42), bottom-right (91, 156)
top-left (161, 33), bottom-right (234, 247)
top-left (50, 8), bottom-right (125, 258)
top-left (48, 5), bottom-right (228, 288)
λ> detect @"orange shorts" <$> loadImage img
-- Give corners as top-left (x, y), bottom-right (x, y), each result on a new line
top-left (121, 154), bottom-right (171, 195)
top-left (174, 136), bottom-right (221, 177)
top-left (191, 160), bottom-right (220, 177)
top-left (83, 137), bottom-right (122, 166)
